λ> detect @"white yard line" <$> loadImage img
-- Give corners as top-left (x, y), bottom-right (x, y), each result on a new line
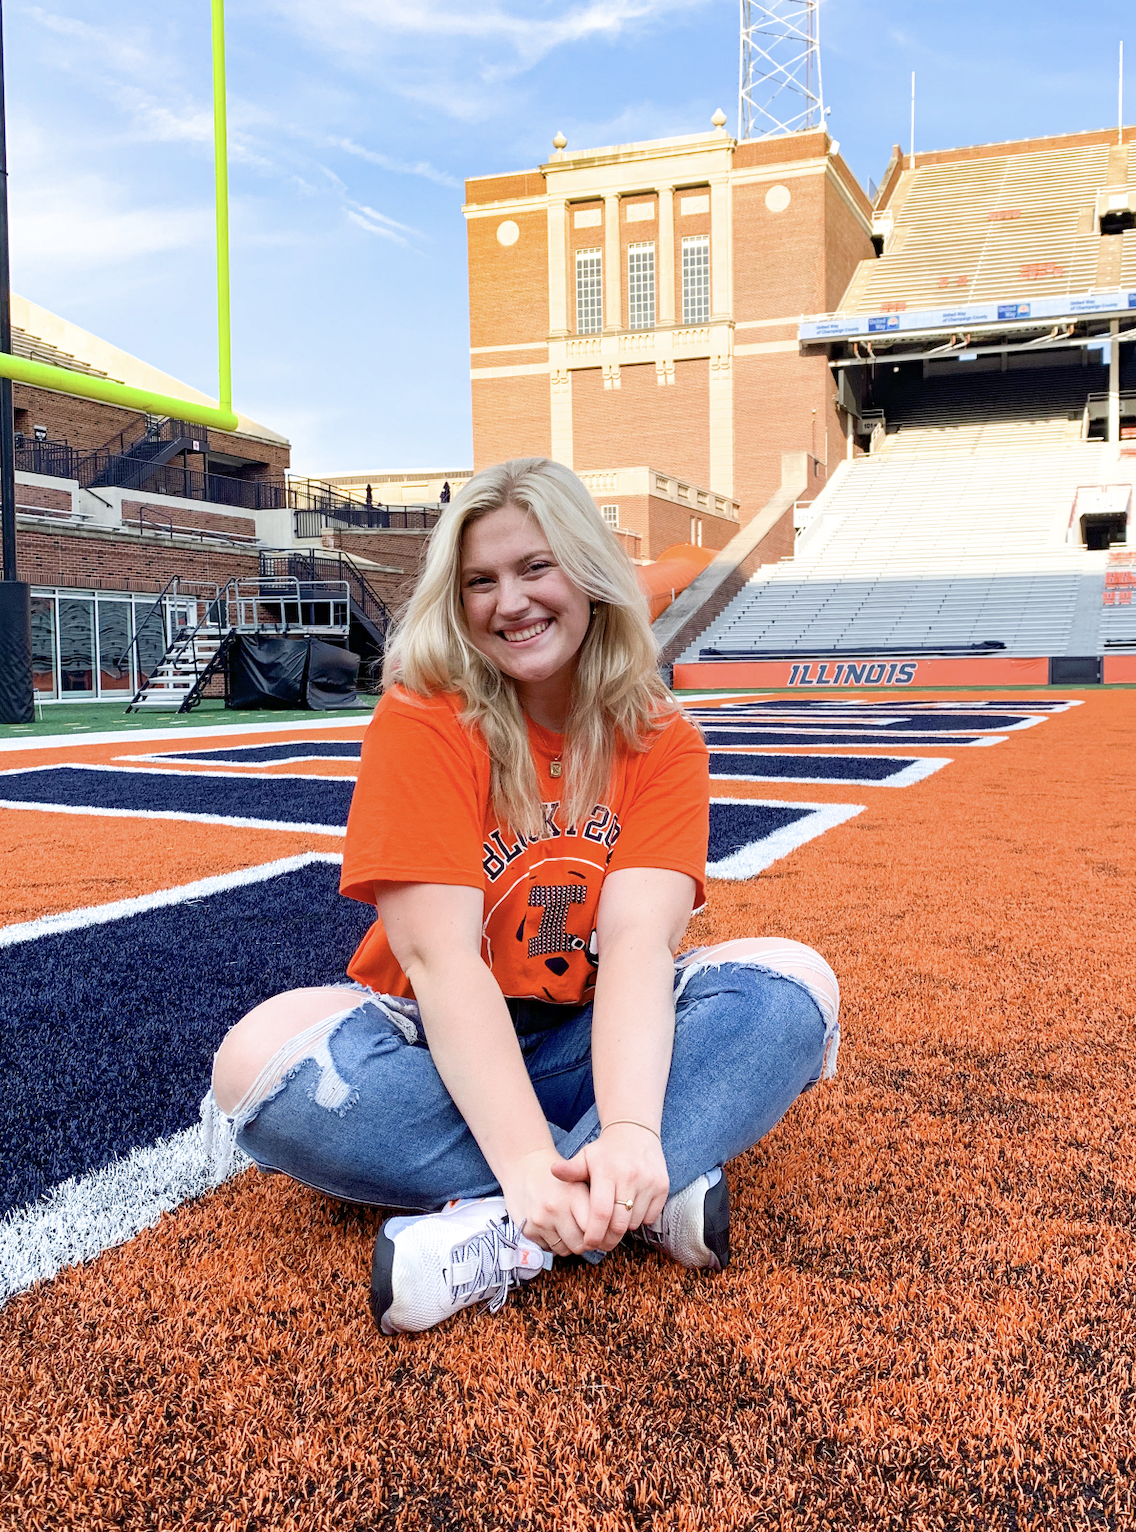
top-left (706, 799), bottom-right (866, 880)
top-left (0, 714), bottom-right (372, 754)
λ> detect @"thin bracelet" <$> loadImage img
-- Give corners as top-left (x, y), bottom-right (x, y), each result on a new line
top-left (601, 1119), bottom-right (661, 1142)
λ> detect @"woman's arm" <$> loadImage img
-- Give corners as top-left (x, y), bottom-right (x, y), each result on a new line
top-left (552, 867), bottom-right (696, 1250)
top-left (375, 881), bottom-right (593, 1252)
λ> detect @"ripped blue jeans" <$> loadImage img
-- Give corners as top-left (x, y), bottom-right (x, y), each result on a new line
top-left (202, 939), bottom-right (840, 1210)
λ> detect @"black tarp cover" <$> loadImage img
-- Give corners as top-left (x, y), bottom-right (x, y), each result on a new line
top-left (227, 636), bottom-right (308, 709)
top-left (227, 636), bottom-right (360, 710)
top-left (305, 638), bottom-right (360, 710)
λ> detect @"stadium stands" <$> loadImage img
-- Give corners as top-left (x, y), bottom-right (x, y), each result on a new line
top-left (846, 138), bottom-right (1132, 314)
top-left (681, 440), bottom-right (1127, 660)
top-left (674, 131), bottom-right (1136, 673)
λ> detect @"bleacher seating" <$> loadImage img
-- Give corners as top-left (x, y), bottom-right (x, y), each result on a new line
top-left (874, 364), bottom-right (1096, 456)
top-left (685, 140), bottom-right (1136, 670)
top-left (681, 440), bottom-right (1131, 660)
top-left (844, 139), bottom-right (1133, 315)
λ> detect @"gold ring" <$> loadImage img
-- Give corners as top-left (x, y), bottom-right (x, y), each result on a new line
top-left (616, 1198), bottom-right (634, 1210)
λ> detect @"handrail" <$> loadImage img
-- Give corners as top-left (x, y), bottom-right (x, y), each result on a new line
top-left (124, 581), bottom-right (230, 713)
top-left (117, 577), bottom-right (223, 690)
top-left (126, 508), bottom-right (259, 545)
top-left (292, 502), bottom-right (439, 535)
top-left (227, 575), bottom-right (351, 636)
top-left (259, 548), bottom-right (393, 639)
top-left (92, 413), bottom-right (210, 462)
top-left (116, 574), bottom-right (179, 678)
top-left (13, 438), bottom-right (287, 511)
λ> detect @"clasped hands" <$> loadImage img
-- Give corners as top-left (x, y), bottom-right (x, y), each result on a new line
top-left (516, 1122), bottom-right (669, 1257)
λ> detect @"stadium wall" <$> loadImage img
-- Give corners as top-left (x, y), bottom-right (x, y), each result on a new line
top-left (17, 525), bottom-right (258, 591)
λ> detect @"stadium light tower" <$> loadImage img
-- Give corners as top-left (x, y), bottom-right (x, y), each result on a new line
top-left (738, 0), bottom-right (825, 140)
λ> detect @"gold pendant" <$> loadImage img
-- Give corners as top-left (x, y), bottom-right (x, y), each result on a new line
top-left (550, 760), bottom-right (562, 778)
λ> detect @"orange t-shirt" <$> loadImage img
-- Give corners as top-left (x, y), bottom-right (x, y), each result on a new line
top-left (340, 687), bottom-right (709, 1004)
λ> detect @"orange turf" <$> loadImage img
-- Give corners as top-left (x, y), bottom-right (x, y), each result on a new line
top-left (2, 692), bottom-right (1133, 1530)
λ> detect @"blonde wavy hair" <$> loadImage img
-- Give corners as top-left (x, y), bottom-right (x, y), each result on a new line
top-left (383, 457), bottom-right (677, 838)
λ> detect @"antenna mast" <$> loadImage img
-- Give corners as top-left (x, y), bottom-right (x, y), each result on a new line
top-left (738, 0), bottom-right (824, 140)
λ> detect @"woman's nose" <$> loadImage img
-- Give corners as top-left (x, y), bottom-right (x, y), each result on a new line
top-left (495, 577), bottom-right (529, 615)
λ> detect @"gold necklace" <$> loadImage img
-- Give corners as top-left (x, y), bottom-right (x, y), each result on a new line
top-left (550, 756), bottom-right (562, 779)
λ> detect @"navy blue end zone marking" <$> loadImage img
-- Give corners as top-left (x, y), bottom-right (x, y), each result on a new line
top-left (691, 698), bottom-right (1076, 713)
top-left (0, 766), bottom-right (356, 832)
top-left (0, 861), bottom-right (375, 1217)
top-left (707, 798), bottom-right (864, 880)
top-left (700, 728), bottom-right (998, 748)
top-left (709, 802), bottom-right (811, 860)
top-left (708, 752), bottom-right (949, 786)
top-left (690, 711), bottom-right (1037, 734)
top-left (149, 741), bottom-right (363, 766)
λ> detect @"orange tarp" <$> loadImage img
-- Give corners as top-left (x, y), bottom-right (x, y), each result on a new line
top-left (636, 543), bottom-right (716, 619)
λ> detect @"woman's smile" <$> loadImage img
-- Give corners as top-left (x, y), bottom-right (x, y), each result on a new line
top-left (500, 618), bottom-right (552, 644)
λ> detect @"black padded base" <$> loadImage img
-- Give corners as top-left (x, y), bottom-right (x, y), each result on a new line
top-left (0, 581), bottom-right (33, 724)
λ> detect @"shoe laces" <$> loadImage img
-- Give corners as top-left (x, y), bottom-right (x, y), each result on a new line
top-left (633, 1219), bottom-right (666, 1253)
top-left (445, 1214), bottom-right (525, 1315)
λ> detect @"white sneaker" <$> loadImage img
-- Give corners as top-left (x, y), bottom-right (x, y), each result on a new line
top-left (370, 1197), bottom-right (553, 1335)
top-left (635, 1167), bottom-right (730, 1270)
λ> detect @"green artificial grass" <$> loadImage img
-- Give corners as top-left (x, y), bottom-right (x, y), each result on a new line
top-left (0, 698), bottom-right (376, 742)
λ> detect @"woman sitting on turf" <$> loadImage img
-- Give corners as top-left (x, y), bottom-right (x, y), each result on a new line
top-left (206, 458), bottom-right (840, 1335)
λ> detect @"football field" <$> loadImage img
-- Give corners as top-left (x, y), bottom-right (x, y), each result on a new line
top-left (1, 689), bottom-right (1132, 1530)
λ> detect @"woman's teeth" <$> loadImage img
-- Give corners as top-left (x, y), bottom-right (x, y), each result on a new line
top-left (502, 620), bottom-right (550, 644)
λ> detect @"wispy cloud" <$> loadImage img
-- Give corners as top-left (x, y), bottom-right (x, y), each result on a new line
top-left (266, 0), bottom-right (706, 53)
top-left (328, 136), bottom-right (459, 188)
top-left (346, 210), bottom-right (408, 243)
top-left (349, 202), bottom-right (421, 237)
top-left (10, 175), bottom-right (212, 269)
top-left (344, 196), bottom-right (426, 244)
top-left (24, 5), bottom-right (161, 74)
top-left (261, 0), bottom-right (714, 113)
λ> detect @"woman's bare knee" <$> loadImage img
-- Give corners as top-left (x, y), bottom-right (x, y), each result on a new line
top-left (211, 986), bottom-right (362, 1115)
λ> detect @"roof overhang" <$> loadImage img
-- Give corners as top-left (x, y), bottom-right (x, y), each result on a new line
top-left (799, 288), bottom-right (1136, 368)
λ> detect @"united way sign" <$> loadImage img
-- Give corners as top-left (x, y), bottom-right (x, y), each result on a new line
top-left (800, 288), bottom-right (1136, 342)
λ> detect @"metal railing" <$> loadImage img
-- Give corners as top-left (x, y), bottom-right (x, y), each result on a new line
top-left (14, 437), bottom-right (82, 479)
top-left (115, 576), bottom-right (222, 680)
top-left (88, 458), bottom-right (286, 509)
top-left (14, 436), bottom-right (285, 512)
top-left (14, 432), bottom-right (440, 523)
top-left (292, 501), bottom-right (440, 538)
top-left (123, 508), bottom-right (260, 545)
top-left (92, 414), bottom-right (209, 461)
top-left (225, 576), bottom-right (351, 638)
top-left (260, 548), bottom-right (393, 641)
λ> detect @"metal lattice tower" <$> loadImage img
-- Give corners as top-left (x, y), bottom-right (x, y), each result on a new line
top-left (738, 0), bottom-right (824, 140)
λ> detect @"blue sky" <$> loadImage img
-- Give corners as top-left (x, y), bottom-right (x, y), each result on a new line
top-left (6, 0), bottom-right (1129, 472)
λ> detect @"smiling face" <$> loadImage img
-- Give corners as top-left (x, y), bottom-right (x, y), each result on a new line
top-left (460, 503), bottom-right (592, 730)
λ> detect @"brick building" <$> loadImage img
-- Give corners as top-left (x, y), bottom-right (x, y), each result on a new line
top-left (11, 294), bottom-right (292, 702)
top-left (463, 117), bottom-right (874, 561)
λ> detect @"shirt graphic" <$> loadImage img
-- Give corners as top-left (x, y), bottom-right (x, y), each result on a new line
top-left (340, 687), bottom-right (708, 1004)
